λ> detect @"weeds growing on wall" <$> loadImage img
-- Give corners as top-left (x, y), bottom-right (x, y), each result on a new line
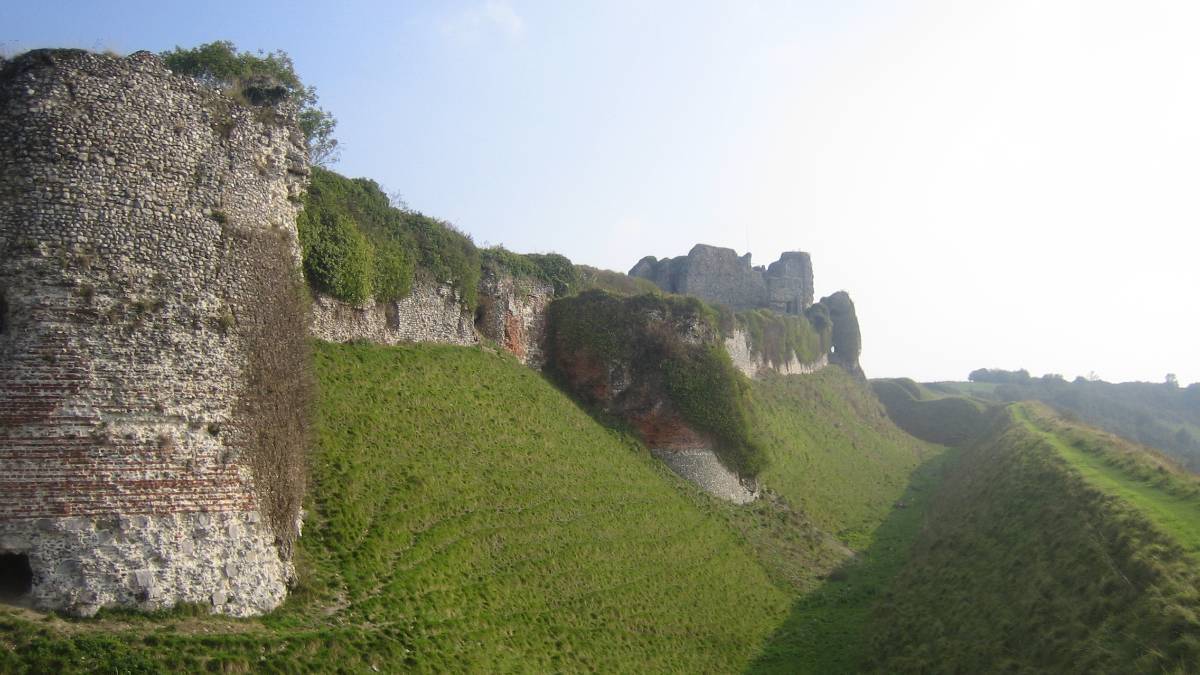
top-left (735, 309), bottom-right (830, 367)
top-left (297, 168), bottom-right (479, 308)
top-left (573, 265), bottom-right (663, 296)
top-left (547, 290), bottom-right (765, 476)
top-left (222, 224), bottom-right (312, 557)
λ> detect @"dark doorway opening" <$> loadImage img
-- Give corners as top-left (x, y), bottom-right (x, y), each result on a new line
top-left (0, 289), bottom-right (8, 334)
top-left (0, 553), bottom-right (33, 600)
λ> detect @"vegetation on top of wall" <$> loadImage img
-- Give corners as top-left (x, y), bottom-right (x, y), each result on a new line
top-left (573, 264), bottom-right (663, 296)
top-left (297, 167), bottom-right (479, 308)
top-left (546, 289), bottom-right (766, 476)
top-left (480, 246), bottom-right (579, 295)
top-left (736, 308), bottom-right (831, 367)
top-left (160, 41), bottom-right (339, 166)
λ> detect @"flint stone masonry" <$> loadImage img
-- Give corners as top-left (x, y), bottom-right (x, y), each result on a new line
top-left (476, 269), bottom-right (555, 368)
top-left (724, 328), bottom-right (829, 379)
top-left (630, 244), bottom-right (814, 314)
top-left (310, 269), bottom-right (556, 367)
top-left (650, 448), bottom-right (759, 504)
top-left (0, 50), bottom-right (305, 616)
top-left (309, 280), bottom-right (477, 347)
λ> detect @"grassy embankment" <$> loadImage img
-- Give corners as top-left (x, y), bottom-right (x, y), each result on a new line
top-left (0, 342), bottom-right (942, 673)
top-left (865, 403), bottom-right (1200, 673)
top-left (871, 377), bottom-right (998, 447)
top-left (743, 368), bottom-right (944, 673)
top-left (0, 343), bottom-right (789, 672)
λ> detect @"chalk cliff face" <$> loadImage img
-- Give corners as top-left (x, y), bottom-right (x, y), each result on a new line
top-left (630, 244), bottom-right (814, 315)
top-left (0, 50), bottom-right (307, 616)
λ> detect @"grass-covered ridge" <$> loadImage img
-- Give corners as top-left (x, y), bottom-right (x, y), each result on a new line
top-left (871, 377), bottom-right (999, 446)
top-left (933, 375), bottom-right (1200, 472)
top-left (866, 404), bottom-right (1200, 673)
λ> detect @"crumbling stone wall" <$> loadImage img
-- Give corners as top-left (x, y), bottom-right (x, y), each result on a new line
top-left (0, 50), bottom-right (307, 616)
top-left (475, 269), bottom-right (555, 368)
top-left (629, 243), bottom-right (813, 314)
top-left (309, 280), bottom-right (477, 347)
top-left (310, 269), bottom-right (556, 368)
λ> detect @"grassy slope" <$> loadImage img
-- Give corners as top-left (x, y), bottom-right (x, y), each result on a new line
top-left (748, 449), bottom-right (954, 674)
top-left (299, 342), bottom-right (789, 672)
top-left (1016, 404), bottom-right (1200, 555)
top-left (0, 342), bottom-right (789, 673)
top-left (0, 345), bottom-right (942, 673)
top-left (871, 377), bottom-right (997, 447)
top-left (741, 367), bottom-right (942, 673)
top-left (865, 405), bottom-right (1200, 674)
top-left (933, 378), bottom-right (1200, 472)
top-left (754, 369), bottom-right (934, 546)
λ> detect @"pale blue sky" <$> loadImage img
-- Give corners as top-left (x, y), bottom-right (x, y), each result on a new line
top-left (8, 1), bottom-right (1199, 384)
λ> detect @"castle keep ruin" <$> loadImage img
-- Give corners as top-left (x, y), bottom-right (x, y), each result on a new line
top-left (629, 243), bottom-right (814, 314)
top-left (0, 50), bottom-right (308, 616)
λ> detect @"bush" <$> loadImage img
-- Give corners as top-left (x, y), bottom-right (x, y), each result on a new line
top-left (298, 211), bottom-right (373, 304)
top-left (371, 238), bottom-right (412, 302)
top-left (574, 265), bottom-right (662, 296)
top-left (662, 343), bottom-right (765, 476)
top-left (297, 168), bottom-right (480, 308)
top-left (482, 247), bottom-right (579, 296)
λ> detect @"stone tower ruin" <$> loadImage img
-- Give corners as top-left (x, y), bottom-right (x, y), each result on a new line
top-left (0, 50), bottom-right (308, 616)
top-left (629, 244), bottom-right (814, 314)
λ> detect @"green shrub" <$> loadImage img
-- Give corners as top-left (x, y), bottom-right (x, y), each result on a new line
top-left (574, 265), bottom-right (662, 296)
top-left (161, 41), bottom-right (339, 165)
top-left (297, 168), bottom-right (480, 308)
top-left (371, 238), bottom-right (412, 302)
top-left (482, 247), bottom-right (579, 296)
top-left (298, 211), bottom-right (373, 304)
top-left (662, 343), bottom-right (765, 476)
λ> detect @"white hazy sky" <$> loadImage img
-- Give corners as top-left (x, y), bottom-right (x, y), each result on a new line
top-left (9, 0), bottom-right (1199, 384)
